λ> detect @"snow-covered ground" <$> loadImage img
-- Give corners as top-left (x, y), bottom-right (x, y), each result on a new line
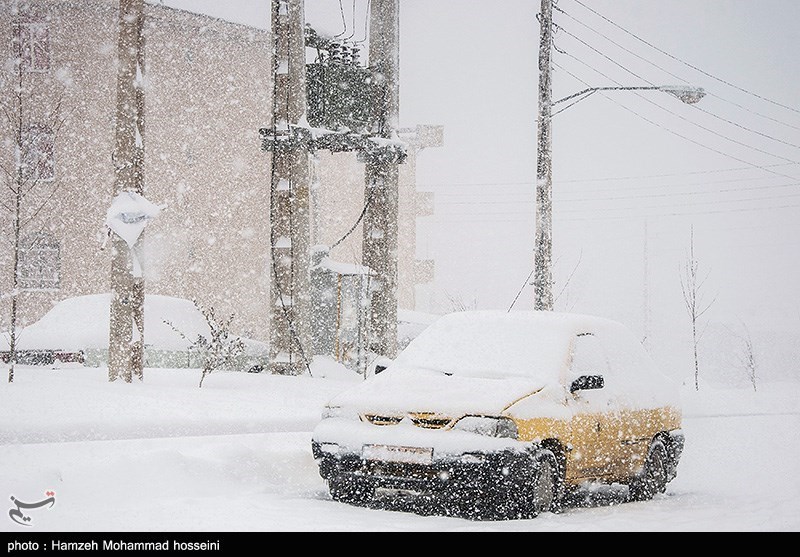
top-left (1, 362), bottom-right (798, 532)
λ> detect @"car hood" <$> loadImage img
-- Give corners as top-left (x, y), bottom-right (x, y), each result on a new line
top-left (327, 368), bottom-right (552, 418)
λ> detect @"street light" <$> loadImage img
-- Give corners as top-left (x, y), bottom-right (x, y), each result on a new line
top-left (533, 83), bottom-right (704, 311)
top-left (532, 0), bottom-right (705, 312)
top-left (554, 85), bottom-right (706, 111)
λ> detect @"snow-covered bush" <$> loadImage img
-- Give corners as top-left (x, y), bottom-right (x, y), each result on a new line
top-left (166, 300), bottom-right (245, 388)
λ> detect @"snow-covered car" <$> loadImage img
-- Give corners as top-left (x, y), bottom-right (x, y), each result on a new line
top-left (311, 310), bottom-right (684, 519)
top-left (0, 294), bottom-right (269, 372)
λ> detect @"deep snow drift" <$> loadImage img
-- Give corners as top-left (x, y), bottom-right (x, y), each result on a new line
top-left (1, 362), bottom-right (798, 532)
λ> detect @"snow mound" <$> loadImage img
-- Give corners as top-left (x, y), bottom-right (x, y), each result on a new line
top-left (3, 294), bottom-right (233, 352)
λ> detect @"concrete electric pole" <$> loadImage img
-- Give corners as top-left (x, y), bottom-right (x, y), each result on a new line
top-left (363, 0), bottom-right (401, 358)
top-left (108, 0), bottom-right (146, 382)
top-left (533, 1), bottom-right (704, 315)
top-left (534, 0), bottom-right (554, 312)
top-left (268, 0), bottom-right (312, 375)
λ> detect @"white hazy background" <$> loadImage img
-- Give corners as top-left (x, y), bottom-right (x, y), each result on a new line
top-left (156, 0), bottom-right (800, 386)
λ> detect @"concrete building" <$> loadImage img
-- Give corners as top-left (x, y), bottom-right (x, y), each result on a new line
top-left (0, 0), bottom-right (438, 355)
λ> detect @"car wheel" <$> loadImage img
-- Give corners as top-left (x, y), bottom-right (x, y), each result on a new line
top-left (629, 439), bottom-right (668, 502)
top-left (328, 476), bottom-right (374, 506)
top-left (452, 459), bottom-right (533, 520)
top-left (531, 449), bottom-right (560, 515)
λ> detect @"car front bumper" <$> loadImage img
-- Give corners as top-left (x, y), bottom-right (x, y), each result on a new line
top-left (312, 440), bottom-right (531, 496)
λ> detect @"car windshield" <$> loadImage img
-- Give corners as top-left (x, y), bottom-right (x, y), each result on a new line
top-left (391, 311), bottom-right (573, 382)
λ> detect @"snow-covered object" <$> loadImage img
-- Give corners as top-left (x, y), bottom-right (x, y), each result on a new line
top-left (312, 311), bottom-right (685, 512)
top-left (0, 294), bottom-right (263, 354)
top-left (0, 366), bottom-right (796, 530)
top-left (105, 191), bottom-right (161, 249)
top-left (327, 310), bottom-right (678, 419)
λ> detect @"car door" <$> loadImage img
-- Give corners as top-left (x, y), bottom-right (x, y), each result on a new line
top-left (566, 332), bottom-right (618, 480)
top-left (597, 328), bottom-right (664, 480)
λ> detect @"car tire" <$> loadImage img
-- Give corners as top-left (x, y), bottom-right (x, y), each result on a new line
top-left (629, 438), bottom-right (668, 502)
top-left (328, 476), bottom-right (374, 506)
top-left (531, 449), bottom-right (560, 515)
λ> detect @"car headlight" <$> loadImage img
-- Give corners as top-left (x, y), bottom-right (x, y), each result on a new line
top-left (452, 416), bottom-right (518, 439)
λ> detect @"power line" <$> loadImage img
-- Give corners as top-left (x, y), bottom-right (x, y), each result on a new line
top-left (555, 5), bottom-right (800, 149)
top-left (555, 3), bottom-right (690, 85)
top-left (435, 183), bottom-right (800, 206)
top-left (354, 0), bottom-right (371, 45)
top-left (568, 0), bottom-right (800, 115)
top-left (558, 191), bottom-right (800, 214)
top-left (429, 201), bottom-right (800, 224)
top-left (557, 29), bottom-right (800, 166)
top-left (690, 104), bottom-right (800, 152)
top-left (436, 175), bottom-right (798, 198)
top-left (416, 162), bottom-right (800, 189)
top-left (330, 191), bottom-right (372, 250)
top-left (334, 0), bottom-right (348, 38)
top-left (564, 202), bottom-right (800, 220)
top-left (432, 176), bottom-right (800, 207)
top-left (434, 195), bottom-right (800, 218)
top-left (343, 0), bottom-right (358, 41)
top-left (708, 92), bottom-right (800, 133)
top-left (553, 60), bottom-right (800, 182)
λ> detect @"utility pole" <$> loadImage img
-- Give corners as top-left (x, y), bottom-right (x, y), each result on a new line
top-left (532, 1), bottom-right (703, 314)
top-left (109, 0), bottom-right (146, 383)
top-left (642, 218), bottom-right (650, 347)
top-left (363, 0), bottom-right (401, 358)
top-left (534, 0), bottom-right (554, 311)
top-left (268, 0), bottom-right (312, 375)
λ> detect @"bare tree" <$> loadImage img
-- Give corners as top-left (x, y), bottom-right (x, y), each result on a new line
top-left (166, 300), bottom-right (245, 388)
top-left (680, 225), bottom-right (716, 391)
top-left (1, 15), bottom-right (69, 383)
top-left (731, 323), bottom-right (758, 392)
top-left (444, 291), bottom-right (478, 313)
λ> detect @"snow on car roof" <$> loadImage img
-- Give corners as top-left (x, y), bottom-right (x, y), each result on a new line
top-left (392, 310), bottom-right (602, 380)
top-left (1, 294), bottom-right (217, 352)
top-left (328, 310), bottom-right (679, 416)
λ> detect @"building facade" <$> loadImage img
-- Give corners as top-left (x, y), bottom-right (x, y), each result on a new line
top-left (0, 0), bottom-right (437, 353)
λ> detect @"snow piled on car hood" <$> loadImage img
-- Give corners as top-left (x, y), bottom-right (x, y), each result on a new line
top-left (329, 371), bottom-right (552, 417)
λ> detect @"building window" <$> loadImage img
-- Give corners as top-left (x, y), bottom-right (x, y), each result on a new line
top-left (12, 21), bottom-right (51, 72)
top-left (18, 232), bottom-right (60, 290)
top-left (21, 124), bottom-right (55, 182)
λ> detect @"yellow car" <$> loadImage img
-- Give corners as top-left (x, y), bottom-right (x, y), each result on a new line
top-left (311, 311), bottom-right (684, 519)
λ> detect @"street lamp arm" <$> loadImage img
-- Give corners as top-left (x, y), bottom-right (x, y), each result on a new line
top-left (553, 85), bottom-right (706, 107)
top-left (554, 86), bottom-right (661, 105)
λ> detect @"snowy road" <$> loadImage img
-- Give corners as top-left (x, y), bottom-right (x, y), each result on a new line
top-left (1, 368), bottom-right (798, 531)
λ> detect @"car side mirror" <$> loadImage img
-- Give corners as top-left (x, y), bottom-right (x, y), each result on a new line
top-left (570, 375), bottom-right (605, 393)
top-left (374, 364), bottom-right (388, 375)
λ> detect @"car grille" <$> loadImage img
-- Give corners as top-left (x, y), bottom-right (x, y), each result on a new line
top-left (363, 413), bottom-right (452, 429)
top-left (410, 415), bottom-right (452, 429)
top-left (364, 414), bottom-right (403, 426)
